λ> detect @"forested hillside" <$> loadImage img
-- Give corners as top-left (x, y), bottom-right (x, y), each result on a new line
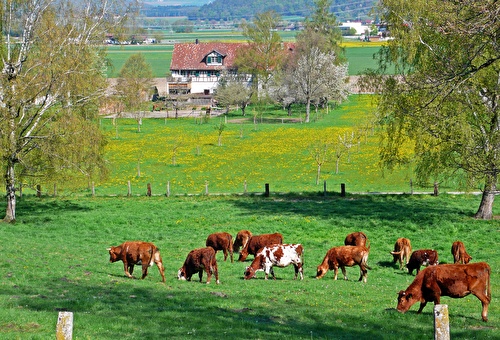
top-left (141, 0), bottom-right (375, 21)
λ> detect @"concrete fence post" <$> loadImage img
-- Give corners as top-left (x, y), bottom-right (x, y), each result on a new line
top-left (56, 311), bottom-right (73, 340)
top-left (434, 304), bottom-right (450, 340)
top-left (127, 181), bottom-right (131, 197)
top-left (167, 181), bottom-right (170, 197)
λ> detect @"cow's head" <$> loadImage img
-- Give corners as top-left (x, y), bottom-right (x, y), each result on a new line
top-left (463, 253), bottom-right (472, 264)
top-left (107, 247), bottom-right (118, 263)
top-left (177, 268), bottom-right (186, 280)
top-left (316, 265), bottom-right (328, 279)
top-left (238, 251), bottom-right (249, 262)
top-left (396, 290), bottom-right (416, 313)
top-left (243, 266), bottom-right (256, 280)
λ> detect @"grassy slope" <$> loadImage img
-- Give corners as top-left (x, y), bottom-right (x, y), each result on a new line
top-left (0, 194), bottom-right (498, 339)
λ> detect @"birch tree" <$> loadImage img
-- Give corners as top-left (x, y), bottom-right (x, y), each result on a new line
top-left (373, 0), bottom-right (500, 219)
top-left (0, 0), bottom-right (136, 222)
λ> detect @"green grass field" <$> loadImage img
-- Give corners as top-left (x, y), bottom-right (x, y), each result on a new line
top-left (0, 194), bottom-right (498, 339)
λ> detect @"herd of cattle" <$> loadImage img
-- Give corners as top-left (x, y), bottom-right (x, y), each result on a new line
top-left (107, 231), bottom-right (491, 322)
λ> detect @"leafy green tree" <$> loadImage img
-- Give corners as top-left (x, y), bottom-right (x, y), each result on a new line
top-left (303, 0), bottom-right (345, 60)
top-left (235, 10), bottom-right (286, 94)
top-left (0, 0), bottom-right (135, 222)
top-left (372, 0), bottom-right (500, 219)
top-left (116, 53), bottom-right (154, 132)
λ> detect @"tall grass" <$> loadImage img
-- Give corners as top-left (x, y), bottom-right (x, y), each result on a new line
top-left (0, 194), bottom-right (498, 339)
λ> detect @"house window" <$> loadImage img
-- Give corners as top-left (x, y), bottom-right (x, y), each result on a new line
top-left (207, 56), bottom-right (212, 63)
top-left (217, 56), bottom-right (222, 63)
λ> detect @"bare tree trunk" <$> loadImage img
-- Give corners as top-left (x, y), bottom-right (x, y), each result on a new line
top-left (305, 97), bottom-right (311, 123)
top-left (336, 157), bottom-right (340, 174)
top-left (316, 164), bottom-right (321, 185)
top-left (474, 175), bottom-right (497, 219)
top-left (4, 162), bottom-right (16, 222)
top-left (287, 105), bottom-right (292, 116)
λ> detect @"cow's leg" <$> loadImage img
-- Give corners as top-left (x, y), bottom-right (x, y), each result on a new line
top-left (333, 266), bottom-right (339, 280)
top-left (271, 268), bottom-right (276, 280)
top-left (124, 262), bottom-right (134, 278)
top-left (229, 249), bottom-right (233, 263)
top-left (141, 264), bottom-right (149, 280)
top-left (213, 263), bottom-right (219, 284)
top-left (341, 266), bottom-right (348, 280)
top-left (223, 248), bottom-right (228, 261)
top-left (199, 270), bottom-right (204, 283)
top-left (471, 284), bottom-right (491, 322)
top-left (293, 264), bottom-right (299, 280)
top-left (205, 267), bottom-right (211, 284)
top-left (298, 264), bottom-right (304, 280)
top-left (417, 301), bottom-right (427, 314)
top-left (155, 260), bottom-right (166, 282)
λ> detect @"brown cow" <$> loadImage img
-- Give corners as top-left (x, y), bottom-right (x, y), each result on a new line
top-left (206, 232), bottom-right (234, 263)
top-left (407, 249), bottom-right (438, 275)
top-left (316, 245), bottom-right (371, 283)
top-left (244, 244), bottom-right (304, 280)
top-left (178, 247), bottom-right (219, 284)
top-left (107, 241), bottom-right (165, 282)
top-left (397, 262), bottom-right (491, 322)
top-left (233, 230), bottom-right (253, 253)
top-left (344, 232), bottom-right (370, 248)
top-left (390, 238), bottom-right (412, 270)
top-left (238, 233), bottom-right (283, 262)
top-left (451, 241), bottom-right (472, 264)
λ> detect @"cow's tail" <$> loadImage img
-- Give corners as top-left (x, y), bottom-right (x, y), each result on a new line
top-left (486, 264), bottom-right (491, 302)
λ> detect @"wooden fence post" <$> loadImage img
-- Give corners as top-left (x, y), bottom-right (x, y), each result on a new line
top-left (92, 182), bottom-right (95, 197)
top-left (265, 183), bottom-right (270, 197)
top-left (37, 185), bottom-right (41, 198)
top-left (54, 183), bottom-right (57, 197)
top-left (167, 181), bottom-right (170, 197)
top-left (56, 311), bottom-right (73, 340)
top-left (244, 180), bottom-right (247, 195)
top-left (434, 182), bottom-right (438, 196)
top-left (147, 183), bottom-right (152, 197)
top-left (324, 180), bottom-right (327, 197)
top-left (205, 180), bottom-right (208, 195)
top-left (341, 183), bottom-right (346, 197)
top-left (434, 305), bottom-right (450, 340)
top-left (410, 179), bottom-right (413, 195)
top-left (127, 181), bottom-right (131, 197)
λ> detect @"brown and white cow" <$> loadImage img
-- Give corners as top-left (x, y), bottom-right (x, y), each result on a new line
top-left (390, 237), bottom-right (412, 270)
top-left (244, 244), bottom-right (304, 280)
top-left (107, 241), bottom-right (165, 282)
top-left (397, 262), bottom-right (491, 322)
top-left (407, 249), bottom-right (439, 275)
top-left (233, 230), bottom-right (253, 253)
top-left (238, 233), bottom-right (283, 262)
top-left (451, 241), bottom-right (472, 264)
top-left (206, 232), bottom-right (234, 263)
top-left (344, 232), bottom-right (369, 248)
top-left (316, 245), bottom-right (371, 283)
top-left (178, 247), bottom-right (219, 284)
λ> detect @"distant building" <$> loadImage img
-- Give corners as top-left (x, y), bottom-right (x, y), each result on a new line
top-left (168, 41), bottom-right (294, 95)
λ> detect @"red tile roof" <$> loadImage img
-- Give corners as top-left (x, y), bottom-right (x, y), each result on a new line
top-left (170, 42), bottom-right (249, 71)
top-left (170, 42), bottom-right (295, 71)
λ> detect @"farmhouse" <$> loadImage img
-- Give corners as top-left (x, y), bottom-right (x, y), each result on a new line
top-left (168, 41), bottom-right (294, 95)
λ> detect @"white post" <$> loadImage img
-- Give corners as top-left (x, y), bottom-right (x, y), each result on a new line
top-left (56, 311), bottom-right (73, 340)
top-left (167, 181), bottom-right (170, 197)
top-left (434, 305), bottom-right (450, 340)
top-left (128, 181), bottom-right (131, 197)
top-left (205, 180), bottom-right (208, 195)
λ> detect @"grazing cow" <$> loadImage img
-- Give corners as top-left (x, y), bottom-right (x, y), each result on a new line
top-left (107, 241), bottom-right (165, 282)
top-left (390, 238), bottom-right (412, 270)
top-left (316, 245), bottom-right (371, 283)
top-left (451, 241), bottom-right (472, 264)
top-left (206, 232), bottom-right (234, 263)
top-left (407, 249), bottom-right (439, 275)
top-left (238, 233), bottom-right (283, 262)
top-left (244, 244), bottom-right (304, 280)
top-left (397, 262), bottom-right (491, 322)
top-left (233, 230), bottom-right (253, 253)
top-left (178, 247), bottom-right (219, 284)
top-left (344, 232), bottom-right (370, 248)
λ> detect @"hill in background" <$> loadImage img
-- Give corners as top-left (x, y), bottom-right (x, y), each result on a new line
top-left (141, 0), bottom-right (376, 22)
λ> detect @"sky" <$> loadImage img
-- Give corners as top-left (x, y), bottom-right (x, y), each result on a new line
top-left (142, 0), bottom-right (211, 6)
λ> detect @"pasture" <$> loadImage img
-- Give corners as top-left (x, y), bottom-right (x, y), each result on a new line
top-left (0, 194), bottom-right (498, 339)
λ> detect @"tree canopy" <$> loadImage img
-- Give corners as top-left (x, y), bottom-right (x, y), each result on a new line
top-left (371, 0), bottom-right (500, 219)
top-left (0, 0), bottom-right (136, 222)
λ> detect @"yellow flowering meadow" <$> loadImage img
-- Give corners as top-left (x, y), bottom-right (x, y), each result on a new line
top-left (95, 95), bottom-right (420, 196)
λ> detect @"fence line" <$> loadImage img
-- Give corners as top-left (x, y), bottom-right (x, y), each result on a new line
top-left (15, 180), bottom-right (484, 199)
